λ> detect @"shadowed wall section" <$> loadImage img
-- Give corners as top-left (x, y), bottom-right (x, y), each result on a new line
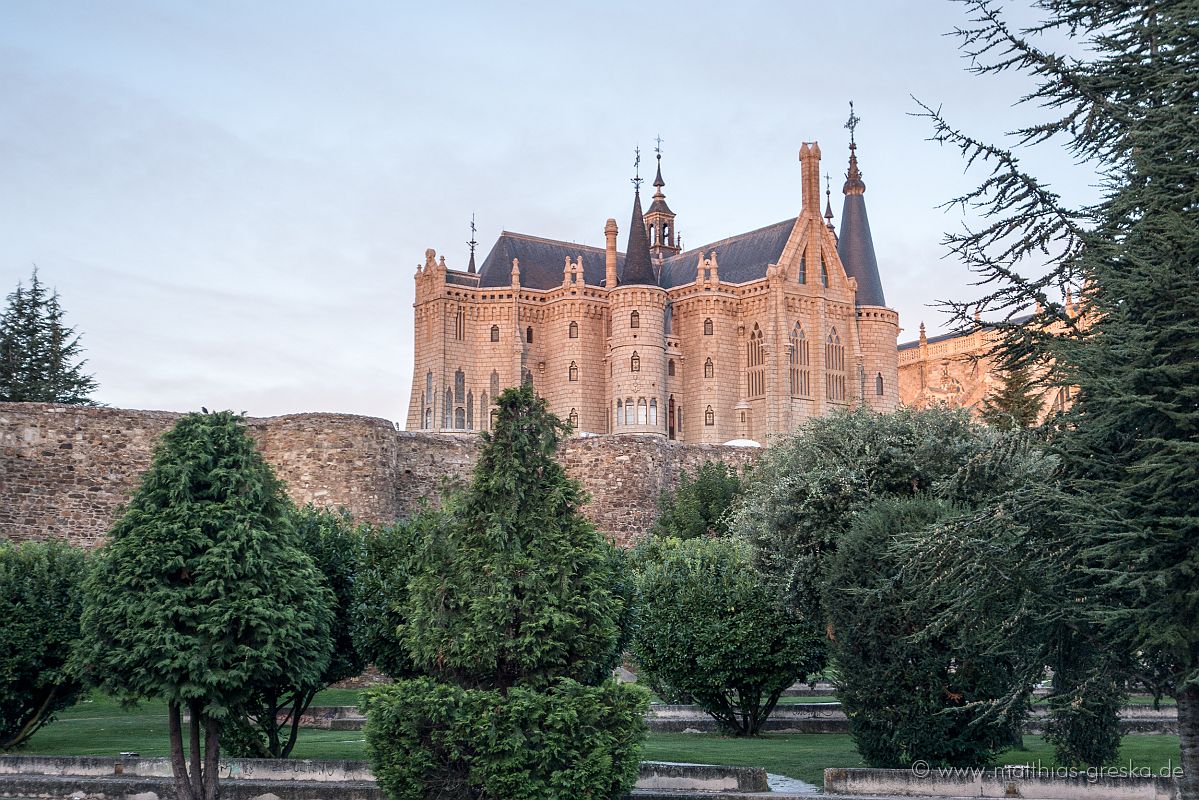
top-left (0, 403), bottom-right (757, 548)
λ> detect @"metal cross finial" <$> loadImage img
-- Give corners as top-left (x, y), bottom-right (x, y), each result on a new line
top-left (845, 100), bottom-right (860, 146)
top-left (654, 134), bottom-right (663, 158)
top-left (467, 213), bottom-right (478, 256)
top-left (632, 145), bottom-right (643, 189)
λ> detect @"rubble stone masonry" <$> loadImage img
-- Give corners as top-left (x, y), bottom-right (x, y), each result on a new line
top-left (0, 402), bottom-right (758, 549)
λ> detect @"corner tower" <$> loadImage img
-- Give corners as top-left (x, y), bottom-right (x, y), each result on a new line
top-left (837, 104), bottom-right (899, 411)
top-left (609, 151), bottom-right (668, 436)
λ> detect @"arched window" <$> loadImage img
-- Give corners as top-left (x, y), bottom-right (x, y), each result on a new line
top-left (455, 407), bottom-right (465, 429)
top-left (668, 359), bottom-right (675, 377)
top-left (876, 373), bottom-right (884, 396)
top-left (649, 398), bottom-right (658, 425)
top-left (568, 361), bottom-right (578, 381)
top-left (454, 369), bottom-right (465, 403)
top-left (490, 370), bottom-right (500, 398)
top-left (625, 397), bottom-right (635, 425)
top-left (820, 255), bottom-right (829, 288)
top-left (616, 399), bottom-right (623, 425)
top-left (526, 326), bottom-right (533, 344)
top-left (798, 255), bottom-right (806, 284)
top-left (637, 398), bottom-right (648, 424)
top-left (789, 322), bottom-right (810, 397)
top-left (424, 408), bottom-right (432, 429)
top-left (425, 371), bottom-right (434, 406)
top-left (568, 320), bottom-right (578, 338)
top-left (705, 405), bottom-right (714, 426)
top-left (630, 310), bottom-right (640, 329)
top-left (676, 407), bottom-right (683, 434)
top-left (466, 392), bottom-right (474, 429)
top-left (443, 389), bottom-right (452, 428)
top-left (490, 324), bottom-right (500, 342)
top-left (825, 329), bottom-right (846, 402)
top-left (480, 393), bottom-right (488, 429)
top-left (746, 323), bottom-right (765, 398)
top-left (569, 408), bottom-right (579, 428)
top-left (703, 317), bottom-right (714, 335)
top-left (455, 307), bottom-right (465, 340)
top-left (631, 352), bottom-right (640, 372)
top-left (704, 357), bottom-right (714, 379)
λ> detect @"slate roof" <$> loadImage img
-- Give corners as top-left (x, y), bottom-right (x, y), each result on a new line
top-left (658, 219), bottom-right (796, 288)
top-left (620, 189), bottom-right (657, 286)
top-left (838, 193), bottom-right (887, 307)
top-left (897, 313), bottom-right (1035, 351)
top-left (477, 233), bottom-right (622, 290)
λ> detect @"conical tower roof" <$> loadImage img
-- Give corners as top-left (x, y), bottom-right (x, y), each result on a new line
top-left (620, 187), bottom-right (657, 285)
top-left (837, 140), bottom-right (886, 307)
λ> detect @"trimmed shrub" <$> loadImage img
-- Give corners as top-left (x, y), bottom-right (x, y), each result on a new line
top-left (0, 540), bottom-right (87, 750)
top-left (632, 537), bottom-right (824, 735)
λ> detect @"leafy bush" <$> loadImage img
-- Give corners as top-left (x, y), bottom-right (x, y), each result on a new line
top-left (826, 497), bottom-right (1023, 768)
top-left (650, 461), bottom-right (743, 540)
top-left (0, 540), bottom-right (87, 750)
top-left (364, 385), bottom-right (646, 799)
top-left (632, 537), bottom-right (824, 735)
top-left (225, 505), bottom-right (366, 758)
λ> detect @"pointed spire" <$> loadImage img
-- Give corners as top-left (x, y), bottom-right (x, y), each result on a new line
top-left (838, 102), bottom-right (886, 307)
top-left (620, 183), bottom-right (656, 286)
top-left (824, 172), bottom-right (835, 229)
top-left (467, 213), bottom-right (478, 274)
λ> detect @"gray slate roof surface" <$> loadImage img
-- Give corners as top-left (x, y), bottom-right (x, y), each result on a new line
top-left (837, 194), bottom-right (887, 307)
top-left (477, 233), bottom-right (623, 290)
top-left (658, 218), bottom-right (796, 289)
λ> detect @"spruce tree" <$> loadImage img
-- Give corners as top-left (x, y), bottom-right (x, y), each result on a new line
top-left (0, 268), bottom-right (97, 404)
top-left (363, 385), bottom-right (646, 800)
top-left (72, 411), bottom-right (333, 800)
top-left (919, 1), bottom-right (1199, 792)
top-left (979, 363), bottom-right (1044, 430)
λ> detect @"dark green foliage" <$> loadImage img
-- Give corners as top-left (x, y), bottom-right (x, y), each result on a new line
top-left (0, 540), bottom-right (88, 750)
top-left (0, 268), bottom-right (96, 404)
top-left (649, 461), bottom-right (743, 540)
top-left (364, 677), bottom-right (646, 800)
top-left (352, 512), bottom-right (444, 680)
top-left (632, 538), bottom-right (824, 735)
top-left (365, 385), bottom-right (646, 799)
top-left (731, 405), bottom-right (989, 619)
top-left (225, 505), bottom-right (364, 758)
top-left (827, 498), bottom-right (1022, 768)
top-left (979, 363), bottom-right (1044, 430)
top-left (72, 410), bottom-right (334, 800)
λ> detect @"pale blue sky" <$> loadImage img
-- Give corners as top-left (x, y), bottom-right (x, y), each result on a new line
top-left (0, 1), bottom-right (1097, 421)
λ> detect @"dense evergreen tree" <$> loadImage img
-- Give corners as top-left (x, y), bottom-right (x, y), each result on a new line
top-left (918, 1), bottom-right (1199, 791)
top-left (649, 461), bottom-right (743, 540)
top-left (72, 411), bottom-right (333, 800)
top-left (979, 363), bottom-right (1045, 430)
top-left (0, 540), bottom-right (88, 750)
top-left (0, 268), bottom-right (96, 404)
top-left (364, 385), bottom-right (646, 800)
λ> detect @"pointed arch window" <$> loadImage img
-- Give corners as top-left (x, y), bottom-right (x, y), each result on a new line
top-left (569, 361), bottom-right (579, 381)
top-left (825, 329), bottom-right (846, 402)
top-left (425, 371), bottom-right (433, 406)
top-left (668, 359), bottom-right (675, 377)
top-left (625, 397), bottom-right (635, 425)
top-left (616, 399), bottom-right (623, 426)
top-left (631, 352), bottom-right (640, 372)
top-left (455, 407), bottom-right (465, 429)
top-left (637, 398), bottom-right (648, 424)
top-left (569, 408), bottom-right (579, 428)
top-left (677, 406), bottom-right (683, 434)
top-left (704, 357), bottom-right (714, 379)
top-left (747, 323), bottom-right (765, 398)
top-left (481, 393), bottom-right (489, 429)
top-left (630, 310), bottom-right (640, 329)
top-left (424, 408), bottom-right (432, 429)
top-left (703, 317), bottom-right (714, 336)
top-left (705, 405), bottom-right (715, 426)
top-left (568, 320), bottom-right (579, 339)
top-left (799, 255), bottom-right (806, 284)
top-left (820, 255), bottom-right (829, 288)
top-left (789, 322), bottom-right (811, 397)
top-left (876, 372), bottom-right (884, 396)
top-left (443, 389), bottom-right (452, 428)
top-left (490, 370), bottom-right (500, 398)
top-left (649, 398), bottom-right (658, 426)
top-left (455, 307), bottom-right (465, 340)
top-left (526, 326), bottom-right (533, 344)
top-left (466, 391), bottom-right (474, 429)
top-left (454, 369), bottom-right (465, 403)
top-left (490, 324), bottom-right (500, 342)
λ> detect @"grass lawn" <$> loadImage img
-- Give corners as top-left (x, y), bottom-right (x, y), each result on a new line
top-left (14, 692), bottom-right (1182, 788)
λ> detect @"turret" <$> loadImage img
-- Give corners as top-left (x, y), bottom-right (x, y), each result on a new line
top-left (645, 148), bottom-right (679, 259)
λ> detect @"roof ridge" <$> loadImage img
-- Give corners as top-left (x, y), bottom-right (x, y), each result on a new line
top-left (672, 218), bottom-right (797, 258)
top-left (498, 230), bottom-right (615, 255)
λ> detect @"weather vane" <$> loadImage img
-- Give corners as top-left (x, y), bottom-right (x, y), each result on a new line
top-left (467, 213), bottom-right (478, 258)
top-left (654, 134), bottom-right (663, 159)
top-left (845, 100), bottom-right (860, 146)
top-left (632, 145), bottom-right (643, 189)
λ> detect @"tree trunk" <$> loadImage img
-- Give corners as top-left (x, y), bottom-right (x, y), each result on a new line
top-left (189, 701), bottom-right (202, 799)
top-left (202, 716), bottom-right (221, 800)
top-left (167, 702), bottom-right (197, 800)
top-left (1178, 684), bottom-right (1199, 800)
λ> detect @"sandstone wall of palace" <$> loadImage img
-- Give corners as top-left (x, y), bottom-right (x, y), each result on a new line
top-left (0, 402), bottom-right (758, 549)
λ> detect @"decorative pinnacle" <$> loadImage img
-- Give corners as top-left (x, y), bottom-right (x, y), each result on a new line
top-left (845, 100), bottom-right (860, 148)
top-left (632, 145), bottom-right (643, 190)
top-left (653, 135), bottom-right (665, 189)
top-left (843, 101), bottom-right (866, 196)
top-left (824, 172), bottom-right (835, 224)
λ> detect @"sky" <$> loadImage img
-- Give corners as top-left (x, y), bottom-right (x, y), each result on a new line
top-left (0, 1), bottom-right (1101, 423)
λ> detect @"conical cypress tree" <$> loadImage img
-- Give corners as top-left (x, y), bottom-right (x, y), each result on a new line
top-left (72, 411), bottom-right (333, 800)
top-left (364, 385), bottom-right (646, 800)
top-left (0, 268), bottom-right (96, 404)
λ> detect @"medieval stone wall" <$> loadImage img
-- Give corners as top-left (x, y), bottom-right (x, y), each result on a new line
top-left (0, 403), bottom-right (758, 549)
